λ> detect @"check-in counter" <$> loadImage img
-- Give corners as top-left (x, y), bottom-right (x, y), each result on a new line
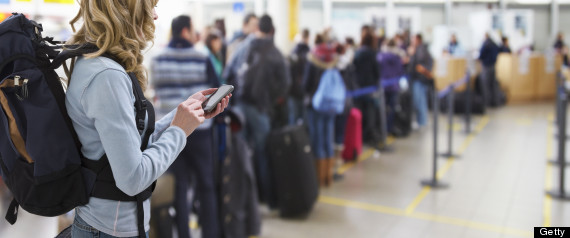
top-left (496, 53), bottom-right (541, 102)
top-left (496, 53), bottom-right (562, 102)
top-left (434, 57), bottom-right (468, 91)
top-left (536, 55), bottom-right (562, 100)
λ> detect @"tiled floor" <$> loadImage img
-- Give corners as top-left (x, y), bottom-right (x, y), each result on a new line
top-left (261, 103), bottom-right (564, 238)
top-left (0, 103), bottom-right (568, 238)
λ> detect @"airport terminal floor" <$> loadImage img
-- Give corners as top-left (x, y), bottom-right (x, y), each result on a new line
top-left (1, 102), bottom-right (567, 238)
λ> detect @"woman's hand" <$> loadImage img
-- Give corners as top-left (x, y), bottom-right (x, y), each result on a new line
top-left (171, 88), bottom-right (232, 136)
top-left (171, 98), bottom-right (205, 137)
top-left (192, 88), bottom-right (231, 119)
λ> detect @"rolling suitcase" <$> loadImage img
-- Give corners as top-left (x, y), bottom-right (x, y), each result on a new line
top-left (392, 91), bottom-right (413, 137)
top-left (266, 125), bottom-right (319, 218)
top-left (342, 108), bottom-right (363, 162)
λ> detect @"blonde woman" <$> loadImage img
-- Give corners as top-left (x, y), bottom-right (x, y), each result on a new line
top-left (64, 0), bottom-right (230, 237)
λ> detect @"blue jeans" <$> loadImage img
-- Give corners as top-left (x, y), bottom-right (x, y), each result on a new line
top-left (385, 90), bottom-right (399, 134)
top-left (412, 81), bottom-right (428, 126)
top-left (169, 129), bottom-right (219, 238)
top-left (72, 215), bottom-right (148, 238)
top-left (238, 103), bottom-right (274, 207)
top-left (306, 107), bottom-right (335, 159)
top-left (287, 97), bottom-right (305, 125)
top-left (334, 112), bottom-right (347, 145)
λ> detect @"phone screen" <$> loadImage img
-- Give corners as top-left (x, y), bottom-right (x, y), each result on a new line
top-left (202, 85), bottom-right (234, 112)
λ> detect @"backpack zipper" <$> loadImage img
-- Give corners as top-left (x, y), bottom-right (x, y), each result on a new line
top-left (13, 76), bottom-right (29, 101)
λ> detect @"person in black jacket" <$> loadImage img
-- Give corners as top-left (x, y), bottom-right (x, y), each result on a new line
top-left (237, 15), bottom-right (290, 208)
top-left (478, 33), bottom-right (500, 106)
top-left (554, 33), bottom-right (569, 66)
top-left (354, 31), bottom-right (381, 144)
top-left (303, 34), bottom-right (339, 187)
top-left (288, 29), bottom-right (311, 125)
top-left (499, 37), bottom-right (512, 53)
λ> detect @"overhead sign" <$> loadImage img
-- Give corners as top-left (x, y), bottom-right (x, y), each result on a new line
top-left (232, 2), bottom-right (244, 13)
top-left (0, 0), bottom-right (9, 4)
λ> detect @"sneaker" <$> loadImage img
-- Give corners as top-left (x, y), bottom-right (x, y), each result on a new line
top-left (412, 121), bottom-right (420, 130)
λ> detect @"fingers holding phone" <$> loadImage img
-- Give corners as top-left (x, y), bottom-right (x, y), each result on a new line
top-left (205, 94), bottom-right (231, 119)
top-left (172, 85), bottom-right (233, 136)
top-left (190, 88), bottom-right (218, 102)
top-left (202, 85), bottom-right (233, 113)
top-left (171, 98), bottom-right (206, 137)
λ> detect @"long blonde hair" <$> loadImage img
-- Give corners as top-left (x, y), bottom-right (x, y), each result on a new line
top-left (67, 0), bottom-right (158, 91)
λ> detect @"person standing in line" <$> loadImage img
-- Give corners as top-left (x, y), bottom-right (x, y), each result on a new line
top-left (354, 30), bottom-right (381, 145)
top-left (408, 34), bottom-right (433, 128)
top-left (223, 14), bottom-right (259, 98)
top-left (303, 33), bottom-right (339, 187)
top-left (237, 15), bottom-right (290, 208)
top-left (378, 38), bottom-right (405, 135)
top-left (151, 15), bottom-right (222, 238)
top-left (214, 18), bottom-right (228, 65)
top-left (288, 28), bottom-right (311, 125)
top-left (478, 33), bottom-right (500, 106)
top-left (499, 37), bottom-right (512, 53)
top-left (554, 32), bottom-right (569, 66)
top-left (205, 28), bottom-right (225, 83)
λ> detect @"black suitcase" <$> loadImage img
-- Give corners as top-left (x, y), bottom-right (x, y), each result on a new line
top-left (440, 91), bottom-right (486, 115)
top-left (266, 125), bottom-right (319, 218)
top-left (392, 90), bottom-right (413, 137)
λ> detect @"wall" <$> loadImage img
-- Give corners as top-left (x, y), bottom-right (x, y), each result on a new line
top-left (395, 3), bottom-right (445, 44)
top-left (509, 4), bottom-right (551, 51)
top-left (559, 5), bottom-right (570, 44)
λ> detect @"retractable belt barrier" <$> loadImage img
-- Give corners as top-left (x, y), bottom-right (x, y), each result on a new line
top-left (346, 79), bottom-right (402, 152)
top-left (547, 72), bottom-right (570, 200)
top-left (439, 73), bottom-right (471, 159)
top-left (421, 72), bottom-right (470, 189)
top-left (346, 79), bottom-right (401, 99)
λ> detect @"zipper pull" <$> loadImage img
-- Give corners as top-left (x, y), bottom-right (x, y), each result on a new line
top-left (21, 79), bottom-right (29, 99)
top-left (14, 76), bottom-right (20, 86)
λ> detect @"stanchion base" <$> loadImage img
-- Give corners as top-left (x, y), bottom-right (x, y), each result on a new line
top-left (547, 190), bottom-right (570, 200)
top-left (548, 159), bottom-right (570, 166)
top-left (333, 173), bottom-right (344, 181)
top-left (554, 134), bottom-right (570, 140)
top-left (439, 153), bottom-right (460, 159)
top-left (421, 179), bottom-right (449, 189)
top-left (378, 145), bottom-right (395, 153)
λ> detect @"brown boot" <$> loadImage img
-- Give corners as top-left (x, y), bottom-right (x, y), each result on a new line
top-left (322, 158), bottom-right (330, 187)
top-left (327, 158), bottom-right (335, 186)
top-left (315, 160), bottom-right (322, 187)
top-left (317, 160), bottom-right (327, 187)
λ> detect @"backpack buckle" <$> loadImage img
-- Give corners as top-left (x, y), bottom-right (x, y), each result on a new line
top-left (13, 76), bottom-right (29, 101)
top-left (137, 119), bottom-right (145, 132)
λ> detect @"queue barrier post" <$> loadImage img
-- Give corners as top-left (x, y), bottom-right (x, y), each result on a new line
top-left (378, 85), bottom-right (394, 152)
top-left (420, 85), bottom-right (448, 189)
top-left (547, 87), bottom-right (570, 200)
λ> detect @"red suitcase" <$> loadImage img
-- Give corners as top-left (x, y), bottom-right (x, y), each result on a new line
top-left (342, 108), bottom-right (362, 162)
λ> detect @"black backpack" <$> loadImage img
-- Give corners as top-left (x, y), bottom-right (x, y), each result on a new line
top-left (0, 13), bottom-right (154, 238)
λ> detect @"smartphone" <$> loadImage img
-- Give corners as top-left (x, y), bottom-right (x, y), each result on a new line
top-left (202, 85), bottom-right (234, 113)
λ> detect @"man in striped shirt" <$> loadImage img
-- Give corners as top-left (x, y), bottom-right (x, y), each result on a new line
top-left (150, 15), bottom-right (220, 238)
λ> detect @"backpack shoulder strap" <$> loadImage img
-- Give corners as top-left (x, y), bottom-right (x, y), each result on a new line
top-left (50, 44), bottom-right (99, 70)
top-left (128, 72), bottom-right (154, 148)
